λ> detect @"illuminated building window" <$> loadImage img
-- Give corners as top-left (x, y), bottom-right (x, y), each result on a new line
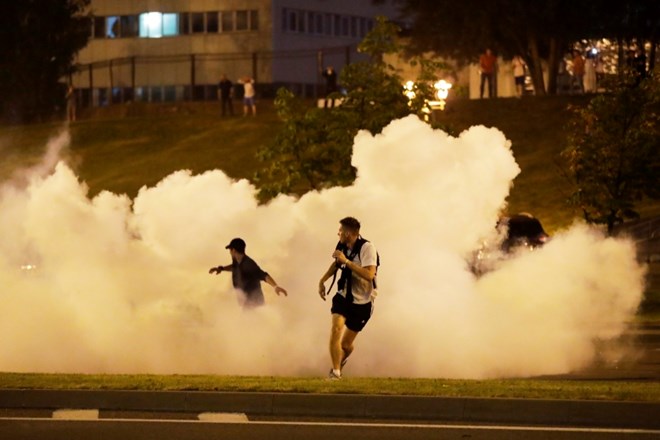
top-left (163, 13), bottom-right (178, 36)
top-left (106, 16), bottom-right (120, 38)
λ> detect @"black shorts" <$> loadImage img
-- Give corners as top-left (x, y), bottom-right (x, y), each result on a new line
top-left (331, 293), bottom-right (373, 332)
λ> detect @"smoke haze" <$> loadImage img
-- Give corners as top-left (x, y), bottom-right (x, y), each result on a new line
top-left (0, 116), bottom-right (645, 378)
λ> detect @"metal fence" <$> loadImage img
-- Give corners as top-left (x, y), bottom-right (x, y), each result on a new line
top-left (69, 45), bottom-right (355, 108)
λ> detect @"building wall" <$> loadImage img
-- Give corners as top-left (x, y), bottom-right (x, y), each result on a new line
top-left (72, 0), bottom-right (400, 105)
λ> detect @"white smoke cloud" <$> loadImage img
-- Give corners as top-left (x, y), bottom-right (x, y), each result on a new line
top-left (0, 115), bottom-right (645, 378)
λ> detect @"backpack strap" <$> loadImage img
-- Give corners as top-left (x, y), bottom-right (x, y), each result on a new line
top-left (337, 238), bottom-right (368, 303)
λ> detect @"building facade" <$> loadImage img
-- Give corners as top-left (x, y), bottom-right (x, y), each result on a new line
top-left (72, 0), bottom-right (400, 107)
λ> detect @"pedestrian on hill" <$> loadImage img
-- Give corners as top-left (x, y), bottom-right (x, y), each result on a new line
top-left (218, 74), bottom-right (234, 117)
top-left (238, 76), bottom-right (256, 116)
top-left (479, 48), bottom-right (497, 98)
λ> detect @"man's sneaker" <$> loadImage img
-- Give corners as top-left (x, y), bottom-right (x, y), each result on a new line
top-left (340, 357), bottom-right (349, 370)
top-left (327, 369), bottom-right (341, 380)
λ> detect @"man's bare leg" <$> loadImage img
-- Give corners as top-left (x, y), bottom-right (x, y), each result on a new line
top-left (330, 313), bottom-right (346, 371)
top-left (340, 328), bottom-right (358, 369)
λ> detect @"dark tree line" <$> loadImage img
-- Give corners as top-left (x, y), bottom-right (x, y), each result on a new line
top-left (0, 0), bottom-right (91, 123)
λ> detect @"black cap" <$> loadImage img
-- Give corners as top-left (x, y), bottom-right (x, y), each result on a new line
top-left (225, 238), bottom-right (246, 253)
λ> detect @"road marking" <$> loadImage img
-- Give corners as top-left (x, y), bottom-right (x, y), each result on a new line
top-left (52, 409), bottom-right (99, 420)
top-left (198, 412), bottom-right (248, 422)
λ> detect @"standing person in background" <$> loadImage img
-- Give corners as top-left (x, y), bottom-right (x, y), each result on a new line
top-left (322, 66), bottom-right (338, 108)
top-left (479, 48), bottom-right (497, 98)
top-left (571, 49), bottom-right (585, 94)
top-left (66, 84), bottom-right (76, 122)
top-left (511, 55), bottom-right (526, 98)
top-left (238, 76), bottom-right (256, 116)
top-left (217, 74), bottom-right (234, 117)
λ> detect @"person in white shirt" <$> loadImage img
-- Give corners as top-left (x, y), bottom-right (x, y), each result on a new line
top-left (318, 217), bottom-right (378, 379)
top-left (238, 76), bottom-right (256, 116)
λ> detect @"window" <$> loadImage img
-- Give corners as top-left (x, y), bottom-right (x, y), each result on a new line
top-left (106, 16), bottom-right (120, 38)
top-left (206, 12), bottom-right (218, 32)
top-left (93, 16), bottom-right (106, 38)
top-left (334, 15), bottom-right (341, 36)
top-left (250, 10), bottom-right (258, 30)
top-left (288, 10), bottom-right (297, 32)
top-left (221, 11), bottom-right (234, 31)
top-left (236, 10), bottom-right (248, 31)
top-left (315, 13), bottom-right (323, 34)
top-left (121, 15), bottom-right (138, 37)
top-left (179, 12), bottom-right (190, 34)
top-left (351, 17), bottom-right (358, 37)
top-left (341, 16), bottom-right (349, 36)
top-left (191, 12), bottom-right (204, 33)
top-left (324, 14), bottom-right (332, 35)
top-left (163, 13), bottom-right (178, 36)
top-left (139, 12), bottom-right (162, 37)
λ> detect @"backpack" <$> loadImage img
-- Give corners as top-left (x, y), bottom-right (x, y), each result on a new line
top-left (333, 237), bottom-right (380, 300)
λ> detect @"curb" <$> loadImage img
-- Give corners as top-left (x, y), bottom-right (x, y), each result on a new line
top-left (1, 389), bottom-right (659, 429)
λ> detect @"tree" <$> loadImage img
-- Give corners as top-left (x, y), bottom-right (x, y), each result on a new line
top-left (255, 16), bottom-right (449, 201)
top-left (561, 72), bottom-right (660, 233)
top-left (0, 0), bottom-right (91, 123)
top-left (395, 0), bottom-right (660, 95)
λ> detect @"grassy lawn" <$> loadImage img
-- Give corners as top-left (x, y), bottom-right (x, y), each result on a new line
top-left (1, 373), bottom-right (658, 402)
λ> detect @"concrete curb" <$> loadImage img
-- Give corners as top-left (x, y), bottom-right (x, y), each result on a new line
top-left (1, 389), bottom-right (658, 429)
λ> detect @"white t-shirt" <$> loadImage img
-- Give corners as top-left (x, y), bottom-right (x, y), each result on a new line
top-left (338, 241), bottom-right (378, 305)
top-left (242, 80), bottom-right (255, 98)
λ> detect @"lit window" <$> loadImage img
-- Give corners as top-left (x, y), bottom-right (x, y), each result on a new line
top-left (106, 16), bottom-right (120, 38)
top-left (163, 13), bottom-right (178, 36)
top-left (139, 12), bottom-right (163, 38)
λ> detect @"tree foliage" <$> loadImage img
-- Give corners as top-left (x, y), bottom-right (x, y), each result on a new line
top-left (396, 0), bottom-right (660, 95)
top-left (255, 16), bottom-right (449, 201)
top-left (561, 72), bottom-right (660, 233)
top-left (0, 0), bottom-right (91, 123)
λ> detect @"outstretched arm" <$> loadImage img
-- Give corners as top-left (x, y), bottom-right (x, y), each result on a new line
top-left (209, 264), bottom-right (231, 274)
top-left (264, 274), bottom-right (287, 296)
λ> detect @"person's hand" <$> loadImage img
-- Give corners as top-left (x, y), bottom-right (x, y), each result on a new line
top-left (332, 250), bottom-right (347, 264)
top-left (209, 266), bottom-right (222, 274)
top-left (318, 282), bottom-right (327, 301)
top-left (274, 286), bottom-right (288, 297)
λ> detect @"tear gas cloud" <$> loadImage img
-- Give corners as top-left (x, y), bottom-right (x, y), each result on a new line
top-left (0, 116), bottom-right (645, 378)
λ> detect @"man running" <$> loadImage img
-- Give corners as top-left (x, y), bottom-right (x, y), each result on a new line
top-left (318, 217), bottom-right (378, 379)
